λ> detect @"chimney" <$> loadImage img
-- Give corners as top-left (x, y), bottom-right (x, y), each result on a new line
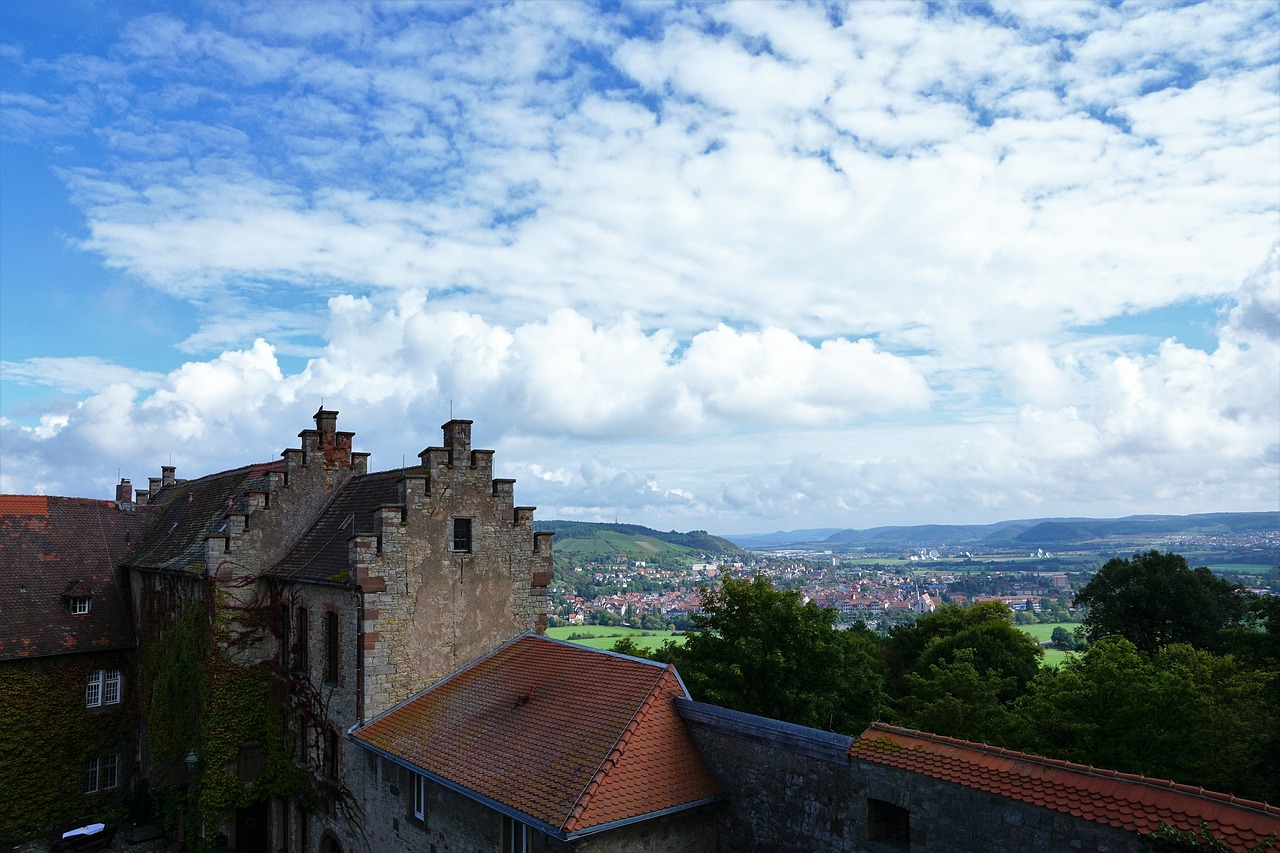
top-left (442, 420), bottom-right (473, 467)
top-left (315, 408), bottom-right (338, 440)
top-left (115, 478), bottom-right (133, 506)
top-left (162, 466), bottom-right (176, 487)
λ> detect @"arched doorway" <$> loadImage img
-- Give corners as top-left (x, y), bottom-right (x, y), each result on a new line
top-left (319, 833), bottom-right (344, 853)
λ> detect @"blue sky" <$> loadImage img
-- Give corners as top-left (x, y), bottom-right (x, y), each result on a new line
top-left (2, 0), bottom-right (1277, 533)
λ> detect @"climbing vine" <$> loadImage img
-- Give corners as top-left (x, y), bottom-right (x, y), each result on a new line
top-left (140, 566), bottom-right (360, 852)
top-left (0, 652), bottom-right (132, 845)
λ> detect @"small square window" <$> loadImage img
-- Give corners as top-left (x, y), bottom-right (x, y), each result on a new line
top-left (69, 596), bottom-right (91, 615)
top-left (452, 518), bottom-right (473, 553)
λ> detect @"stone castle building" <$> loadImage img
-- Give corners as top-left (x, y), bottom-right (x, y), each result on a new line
top-left (2, 408), bottom-right (1277, 852)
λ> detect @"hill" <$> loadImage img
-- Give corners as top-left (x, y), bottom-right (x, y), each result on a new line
top-left (534, 520), bottom-right (747, 566)
top-left (721, 511), bottom-right (1280, 559)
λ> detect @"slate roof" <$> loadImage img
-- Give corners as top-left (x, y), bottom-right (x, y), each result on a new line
top-left (849, 724), bottom-right (1280, 851)
top-left (0, 495), bottom-right (154, 661)
top-left (267, 468), bottom-right (416, 584)
top-left (351, 634), bottom-right (721, 838)
top-left (124, 462), bottom-right (282, 574)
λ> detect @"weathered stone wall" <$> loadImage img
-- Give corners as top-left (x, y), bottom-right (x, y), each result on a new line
top-left (287, 583), bottom-right (363, 853)
top-left (571, 808), bottom-right (718, 853)
top-left (676, 699), bottom-right (1147, 853)
top-left (677, 699), bottom-right (863, 852)
top-left (854, 759), bottom-right (1145, 853)
top-left (358, 420), bottom-right (552, 719)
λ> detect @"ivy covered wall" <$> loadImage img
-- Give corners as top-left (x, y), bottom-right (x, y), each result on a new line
top-left (0, 650), bottom-right (133, 845)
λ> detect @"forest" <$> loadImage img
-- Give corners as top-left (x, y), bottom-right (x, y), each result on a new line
top-left (615, 551), bottom-right (1279, 810)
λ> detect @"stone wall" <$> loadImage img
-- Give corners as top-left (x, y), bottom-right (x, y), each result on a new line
top-left (357, 420), bottom-right (552, 719)
top-left (353, 748), bottom-right (717, 853)
top-left (676, 699), bottom-right (1147, 853)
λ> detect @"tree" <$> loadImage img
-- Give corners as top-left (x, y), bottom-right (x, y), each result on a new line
top-left (896, 649), bottom-right (1027, 746)
top-left (883, 601), bottom-right (1044, 702)
top-left (1017, 637), bottom-right (1274, 801)
top-left (669, 572), bottom-right (885, 733)
top-left (1075, 551), bottom-right (1251, 655)
top-left (1050, 626), bottom-right (1075, 650)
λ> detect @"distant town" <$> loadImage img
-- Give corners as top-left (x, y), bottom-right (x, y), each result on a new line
top-left (546, 525), bottom-right (1280, 631)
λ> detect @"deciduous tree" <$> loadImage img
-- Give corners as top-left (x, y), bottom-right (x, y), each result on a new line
top-left (669, 573), bottom-right (885, 733)
top-left (1075, 551), bottom-right (1251, 655)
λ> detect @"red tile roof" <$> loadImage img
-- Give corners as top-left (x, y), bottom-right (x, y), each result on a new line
top-left (352, 634), bottom-right (720, 837)
top-left (0, 496), bottom-right (154, 660)
top-left (849, 724), bottom-right (1280, 851)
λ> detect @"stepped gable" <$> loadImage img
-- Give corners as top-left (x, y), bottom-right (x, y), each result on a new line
top-left (266, 468), bottom-right (411, 584)
top-left (850, 724), bottom-right (1280, 851)
top-left (123, 461), bottom-right (282, 575)
top-left (352, 634), bottom-right (720, 838)
top-left (0, 495), bottom-right (153, 660)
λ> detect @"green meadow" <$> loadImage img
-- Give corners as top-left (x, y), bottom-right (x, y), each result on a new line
top-left (545, 625), bottom-right (687, 652)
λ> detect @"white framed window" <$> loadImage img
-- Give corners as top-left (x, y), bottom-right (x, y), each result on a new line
top-left (103, 670), bottom-right (121, 705)
top-left (69, 596), bottom-right (91, 615)
top-left (412, 773), bottom-right (426, 822)
top-left (500, 815), bottom-right (528, 853)
top-left (86, 669), bottom-right (122, 708)
top-left (102, 753), bottom-right (118, 790)
top-left (83, 753), bottom-right (119, 794)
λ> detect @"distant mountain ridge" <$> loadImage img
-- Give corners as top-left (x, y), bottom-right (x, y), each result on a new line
top-left (721, 512), bottom-right (1280, 551)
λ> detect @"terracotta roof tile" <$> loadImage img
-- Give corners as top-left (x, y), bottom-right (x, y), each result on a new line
top-left (0, 496), bottom-right (154, 660)
top-left (352, 635), bottom-right (720, 836)
top-left (849, 724), bottom-right (1280, 851)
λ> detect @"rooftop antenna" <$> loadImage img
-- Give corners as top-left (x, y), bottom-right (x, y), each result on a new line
top-left (449, 399), bottom-right (453, 419)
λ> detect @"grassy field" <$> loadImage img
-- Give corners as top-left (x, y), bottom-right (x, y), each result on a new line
top-left (1017, 621), bottom-right (1083, 668)
top-left (1204, 563), bottom-right (1277, 574)
top-left (544, 625), bottom-right (687, 652)
top-left (547, 622), bottom-right (1079, 668)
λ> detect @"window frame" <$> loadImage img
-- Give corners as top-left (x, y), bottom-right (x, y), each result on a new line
top-left (324, 611), bottom-right (339, 684)
top-left (296, 607), bottom-right (309, 674)
top-left (83, 753), bottom-right (119, 794)
top-left (411, 773), bottom-right (426, 823)
top-left (69, 596), bottom-right (91, 615)
top-left (452, 517), bottom-right (473, 553)
top-left (500, 815), bottom-right (528, 853)
top-left (86, 669), bottom-right (122, 708)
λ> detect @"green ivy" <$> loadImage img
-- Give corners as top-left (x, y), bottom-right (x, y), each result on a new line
top-left (0, 653), bottom-right (132, 845)
top-left (1142, 822), bottom-right (1277, 852)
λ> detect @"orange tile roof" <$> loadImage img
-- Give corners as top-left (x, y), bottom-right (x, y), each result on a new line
top-left (352, 634), bottom-right (720, 838)
top-left (849, 724), bottom-right (1280, 851)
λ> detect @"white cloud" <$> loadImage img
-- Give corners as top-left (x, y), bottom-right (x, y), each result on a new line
top-left (1, 1), bottom-right (1276, 529)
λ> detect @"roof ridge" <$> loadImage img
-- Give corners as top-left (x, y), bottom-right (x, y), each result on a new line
top-left (560, 663), bottom-right (673, 833)
top-left (861, 723), bottom-right (1280, 817)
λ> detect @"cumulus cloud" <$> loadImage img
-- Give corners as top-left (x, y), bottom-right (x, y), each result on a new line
top-left (1, 1), bottom-right (1276, 529)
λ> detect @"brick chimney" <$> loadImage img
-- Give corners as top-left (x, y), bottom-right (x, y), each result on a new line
top-left (115, 478), bottom-right (133, 507)
top-left (162, 466), bottom-right (176, 487)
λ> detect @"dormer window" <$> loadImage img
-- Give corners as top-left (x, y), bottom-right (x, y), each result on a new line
top-left (69, 596), bottom-right (91, 615)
